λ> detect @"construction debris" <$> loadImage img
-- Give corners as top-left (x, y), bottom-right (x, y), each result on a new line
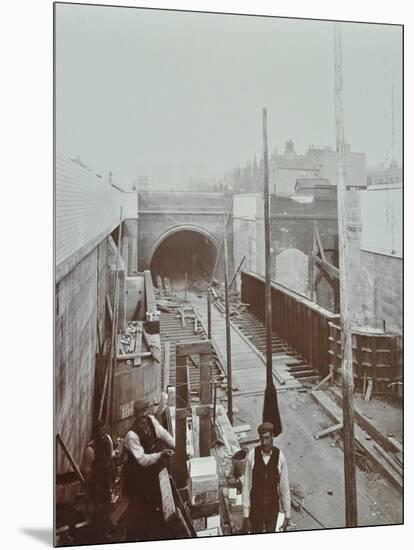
top-left (117, 321), bottom-right (143, 357)
top-left (211, 286), bottom-right (249, 320)
top-left (314, 423), bottom-right (343, 440)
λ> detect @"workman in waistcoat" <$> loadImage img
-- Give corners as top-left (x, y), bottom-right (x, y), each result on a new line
top-left (123, 398), bottom-right (175, 541)
top-left (82, 419), bottom-right (116, 543)
top-left (242, 422), bottom-right (291, 534)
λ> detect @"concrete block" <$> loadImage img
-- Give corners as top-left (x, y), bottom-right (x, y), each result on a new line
top-left (189, 456), bottom-right (217, 477)
top-left (190, 476), bottom-right (219, 496)
top-left (206, 515), bottom-right (221, 529)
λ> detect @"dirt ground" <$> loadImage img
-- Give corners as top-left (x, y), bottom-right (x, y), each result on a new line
top-left (230, 390), bottom-right (402, 531)
top-left (175, 288), bottom-right (403, 532)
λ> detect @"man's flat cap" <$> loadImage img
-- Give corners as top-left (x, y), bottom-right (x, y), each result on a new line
top-left (258, 422), bottom-right (274, 435)
top-left (133, 398), bottom-right (149, 414)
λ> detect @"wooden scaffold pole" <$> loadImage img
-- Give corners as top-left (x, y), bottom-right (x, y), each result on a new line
top-left (106, 208), bottom-right (123, 434)
top-left (334, 22), bottom-right (358, 527)
top-left (223, 212), bottom-right (233, 425)
top-left (262, 108), bottom-right (282, 436)
top-left (98, 207), bottom-right (123, 423)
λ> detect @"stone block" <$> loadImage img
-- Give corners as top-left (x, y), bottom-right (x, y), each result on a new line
top-left (206, 515), bottom-right (221, 529)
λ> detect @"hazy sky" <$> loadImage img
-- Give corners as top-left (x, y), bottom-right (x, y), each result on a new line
top-left (55, 4), bottom-right (402, 188)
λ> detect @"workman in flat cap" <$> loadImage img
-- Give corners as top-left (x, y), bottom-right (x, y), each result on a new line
top-left (123, 398), bottom-right (175, 541)
top-left (242, 422), bottom-right (291, 534)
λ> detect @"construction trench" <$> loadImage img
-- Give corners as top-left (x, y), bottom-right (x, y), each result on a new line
top-left (55, 252), bottom-right (402, 544)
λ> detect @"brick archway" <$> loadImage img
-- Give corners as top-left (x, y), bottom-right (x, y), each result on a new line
top-left (146, 224), bottom-right (220, 268)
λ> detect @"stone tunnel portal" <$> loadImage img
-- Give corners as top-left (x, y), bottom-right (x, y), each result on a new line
top-left (150, 229), bottom-right (219, 290)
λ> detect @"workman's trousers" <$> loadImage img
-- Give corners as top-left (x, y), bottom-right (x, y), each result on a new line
top-left (126, 494), bottom-right (164, 542)
top-left (91, 497), bottom-right (112, 543)
top-left (250, 506), bottom-right (279, 533)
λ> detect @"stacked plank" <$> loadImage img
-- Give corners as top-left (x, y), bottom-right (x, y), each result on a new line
top-left (214, 404), bottom-right (241, 456)
top-left (211, 286), bottom-right (248, 320)
top-left (116, 321), bottom-right (145, 366)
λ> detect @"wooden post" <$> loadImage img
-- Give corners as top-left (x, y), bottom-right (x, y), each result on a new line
top-left (208, 200), bottom-right (232, 299)
top-left (334, 23), bottom-right (358, 527)
top-left (175, 353), bottom-right (189, 489)
top-left (199, 344), bottom-right (212, 456)
top-left (106, 208), bottom-right (123, 433)
top-left (223, 213), bottom-right (233, 425)
top-left (164, 342), bottom-right (170, 392)
top-left (229, 255), bottom-right (246, 291)
top-left (213, 381), bottom-right (217, 426)
top-left (207, 290), bottom-right (212, 339)
top-left (184, 271), bottom-right (188, 302)
top-left (99, 208), bottom-right (122, 423)
top-left (263, 108), bottom-right (272, 386)
top-left (310, 222), bottom-right (317, 301)
top-left (262, 108), bottom-right (282, 436)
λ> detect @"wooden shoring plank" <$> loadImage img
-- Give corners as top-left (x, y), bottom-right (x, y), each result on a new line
top-left (133, 326), bottom-right (142, 366)
top-left (233, 424), bottom-right (251, 434)
top-left (180, 308), bottom-right (186, 328)
top-left (314, 223), bottom-right (327, 262)
top-left (310, 390), bottom-right (402, 491)
top-left (170, 477), bottom-right (197, 537)
top-left (192, 408), bottom-right (200, 458)
top-left (189, 355), bottom-right (199, 368)
top-left (313, 255), bottom-right (340, 280)
top-left (199, 349), bottom-right (212, 457)
top-left (373, 444), bottom-right (403, 476)
top-left (166, 405), bottom-right (174, 437)
top-left (56, 433), bottom-right (85, 484)
top-left (215, 404), bottom-right (240, 454)
top-left (364, 379), bottom-right (373, 403)
top-left (105, 294), bottom-right (113, 324)
top-left (314, 423), bottom-right (343, 440)
top-left (176, 340), bottom-right (211, 357)
top-left (159, 468), bottom-right (176, 521)
top-left (313, 371), bottom-right (332, 390)
top-left (164, 341), bottom-right (171, 391)
top-left (388, 437), bottom-right (402, 453)
top-left (175, 354), bottom-right (190, 489)
top-left (116, 351), bottom-right (151, 361)
top-left (176, 508), bottom-right (193, 538)
top-left (143, 329), bottom-right (160, 363)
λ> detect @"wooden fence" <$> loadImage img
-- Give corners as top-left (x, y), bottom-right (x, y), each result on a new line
top-left (240, 271), bottom-right (402, 396)
top-left (241, 270), bottom-right (340, 378)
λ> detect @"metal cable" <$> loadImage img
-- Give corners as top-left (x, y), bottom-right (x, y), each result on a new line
top-left (291, 495), bottom-right (326, 528)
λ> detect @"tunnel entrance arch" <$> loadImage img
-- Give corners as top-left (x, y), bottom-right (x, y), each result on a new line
top-left (148, 225), bottom-right (221, 289)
